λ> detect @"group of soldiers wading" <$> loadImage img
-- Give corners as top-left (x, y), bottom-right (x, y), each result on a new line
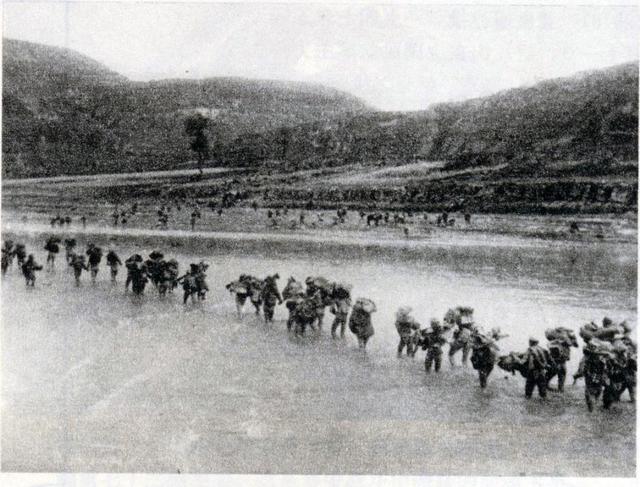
top-left (3, 237), bottom-right (636, 412)
top-left (2, 240), bottom-right (33, 284)
top-left (2, 238), bottom-right (210, 304)
top-left (395, 306), bottom-right (636, 411)
top-left (226, 274), bottom-right (376, 349)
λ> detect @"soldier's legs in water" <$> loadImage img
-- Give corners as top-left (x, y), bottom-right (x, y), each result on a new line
top-left (316, 311), bottom-right (325, 330)
top-left (537, 373), bottom-right (547, 398)
top-left (585, 390), bottom-right (594, 412)
top-left (434, 350), bottom-right (442, 372)
top-left (585, 382), bottom-right (600, 411)
top-left (425, 351), bottom-right (434, 373)
top-left (461, 343), bottom-right (470, 366)
top-left (603, 386), bottom-right (616, 409)
top-left (397, 338), bottom-right (407, 356)
top-left (557, 363), bottom-right (566, 392)
top-left (448, 342), bottom-right (459, 366)
top-left (407, 339), bottom-right (416, 357)
top-left (479, 370), bottom-right (488, 388)
top-left (628, 384), bottom-right (635, 402)
top-left (235, 295), bottom-right (246, 318)
top-left (295, 319), bottom-right (306, 336)
top-left (111, 268), bottom-right (117, 282)
top-left (125, 274), bottom-right (132, 290)
top-left (525, 376), bottom-right (535, 398)
top-left (183, 290), bottom-right (190, 304)
top-left (264, 304), bottom-right (274, 322)
top-left (287, 313), bottom-right (294, 331)
top-left (331, 317), bottom-right (341, 338)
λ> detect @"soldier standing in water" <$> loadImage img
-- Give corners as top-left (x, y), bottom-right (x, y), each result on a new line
top-left (106, 248), bottom-right (122, 283)
top-left (22, 254), bottom-right (43, 287)
top-left (261, 274), bottom-right (283, 323)
top-left (525, 337), bottom-right (549, 399)
top-left (69, 254), bottom-right (88, 286)
top-left (86, 244), bottom-right (103, 284)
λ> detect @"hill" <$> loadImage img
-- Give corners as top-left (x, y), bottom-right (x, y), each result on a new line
top-left (2, 38), bottom-right (369, 177)
top-left (2, 39), bottom-right (638, 215)
top-left (217, 62), bottom-right (638, 174)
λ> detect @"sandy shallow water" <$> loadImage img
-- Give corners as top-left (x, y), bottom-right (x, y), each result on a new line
top-left (1, 223), bottom-right (636, 475)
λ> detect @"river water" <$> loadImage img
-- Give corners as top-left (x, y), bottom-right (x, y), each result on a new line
top-left (1, 224), bottom-right (636, 475)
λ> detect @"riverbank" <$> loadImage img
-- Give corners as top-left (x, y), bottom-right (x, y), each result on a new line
top-left (1, 203), bottom-right (637, 247)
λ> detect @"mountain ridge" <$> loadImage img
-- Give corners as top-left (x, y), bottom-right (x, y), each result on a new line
top-left (2, 38), bottom-right (638, 183)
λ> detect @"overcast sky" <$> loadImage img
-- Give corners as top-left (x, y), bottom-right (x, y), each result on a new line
top-left (3, 1), bottom-right (638, 111)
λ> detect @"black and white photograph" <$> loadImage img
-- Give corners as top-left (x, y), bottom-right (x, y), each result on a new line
top-left (0, 0), bottom-right (637, 482)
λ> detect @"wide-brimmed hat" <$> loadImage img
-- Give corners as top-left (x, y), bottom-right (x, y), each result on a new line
top-left (396, 306), bottom-right (413, 319)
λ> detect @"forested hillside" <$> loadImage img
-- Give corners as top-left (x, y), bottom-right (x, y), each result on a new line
top-left (2, 39), bottom-right (369, 177)
top-left (218, 62), bottom-right (637, 175)
top-left (2, 38), bottom-right (638, 185)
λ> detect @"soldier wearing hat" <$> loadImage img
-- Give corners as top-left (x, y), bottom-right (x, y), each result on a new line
top-left (330, 283), bottom-right (352, 339)
top-left (44, 236), bottom-right (60, 271)
top-left (69, 253), bottom-right (89, 286)
top-left (106, 248), bottom-right (122, 283)
top-left (64, 238), bottom-right (77, 264)
top-left (86, 243), bottom-right (103, 284)
top-left (261, 273), bottom-right (283, 323)
top-left (423, 319), bottom-right (447, 373)
top-left (22, 254), bottom-right (43, 287)
top-left (525, 337), bottom-right (548, 399)
top-left (395, 307), bottom-right (420, 357)
top-left (124, 254), bottom-right (144, 291)
top-left (177, 264), bottom-right (200, 304)
top-left (195, 261), bottom-right (209, 299)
